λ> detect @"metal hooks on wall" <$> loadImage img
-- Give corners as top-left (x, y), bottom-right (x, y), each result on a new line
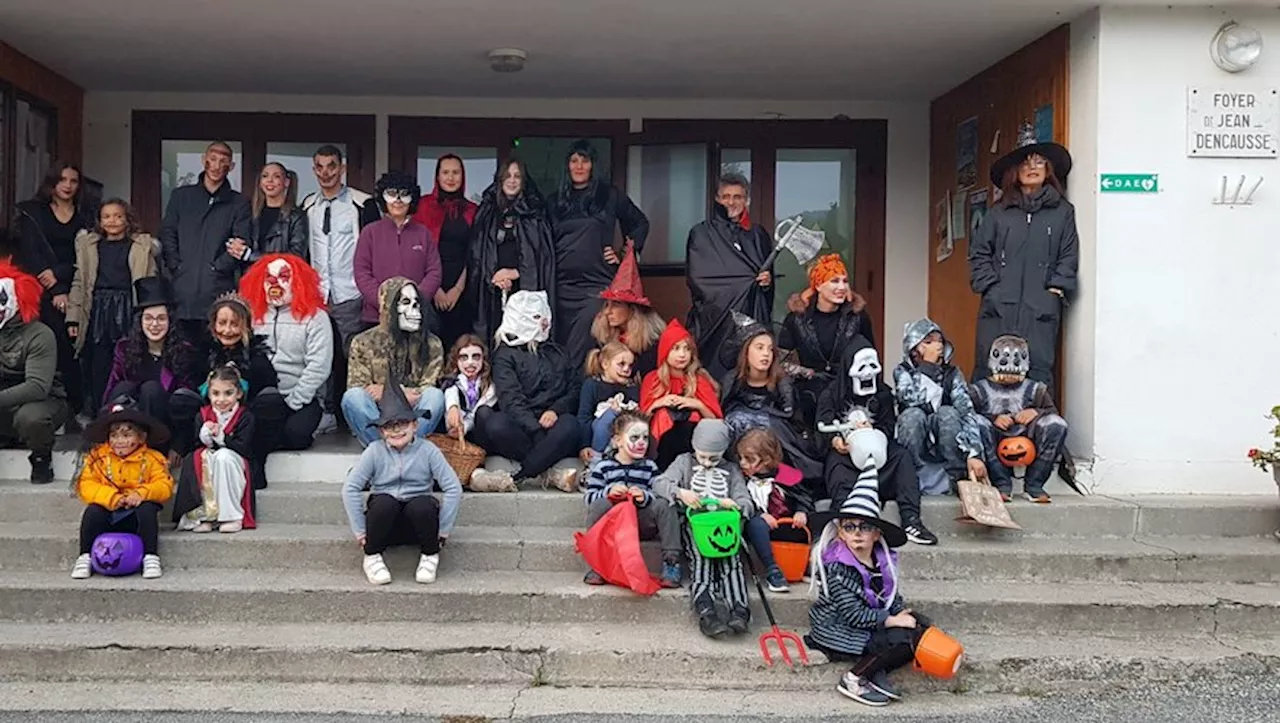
top-left (1213, 174), bottom-right (1263, 205)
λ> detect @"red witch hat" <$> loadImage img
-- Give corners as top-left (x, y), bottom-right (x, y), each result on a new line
top-left (599, 241), bottom-right (650, 307)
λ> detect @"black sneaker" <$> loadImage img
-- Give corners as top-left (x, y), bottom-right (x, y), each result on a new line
top-left (583, 569), bottom-right (606, 586)
top-left (836, 672), bottom-right (890, 707)
top-left (903, 520), bottom-right (938, 546)
top-left (726, 604), bottom-right (751, 634)
top-left (695, 594), bottom-right (730, 638)
top-left (868, 670), bottom-right (902, 700)
top-left (29, 454), bottom-right (54, 485)
top-left (765, 565), bottom-right (790, 592)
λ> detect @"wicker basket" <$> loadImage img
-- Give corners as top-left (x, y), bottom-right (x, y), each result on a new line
top-left (427, 432), bottom-right (487, 487)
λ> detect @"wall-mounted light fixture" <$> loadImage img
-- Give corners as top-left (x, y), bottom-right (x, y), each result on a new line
top-left (1210, 21), bottom-right (1262, 73)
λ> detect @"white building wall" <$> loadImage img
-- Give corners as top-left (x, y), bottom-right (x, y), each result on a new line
top-left (1089, 6), bottom-right (1280, 494)
top-left (82, 93), bottom-right (929, 369)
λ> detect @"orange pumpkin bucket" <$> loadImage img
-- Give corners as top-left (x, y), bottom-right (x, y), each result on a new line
top-left (769, 518), bottom-right (811, 583)
top-left (913, 627), bottom-right (965, 679)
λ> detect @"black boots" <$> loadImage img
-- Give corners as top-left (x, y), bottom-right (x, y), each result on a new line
top-left (695, 593), bottom-right (730, 639)
top-left (29, 453), bottom-right (54, 485)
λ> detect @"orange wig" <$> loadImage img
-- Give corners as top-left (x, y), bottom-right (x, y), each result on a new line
top-left (239, 253), bottom-right (326, 323)
top-left (0, 262), bottom-right (44, 325)
top-left (800, 253), bottom-right (848, 304)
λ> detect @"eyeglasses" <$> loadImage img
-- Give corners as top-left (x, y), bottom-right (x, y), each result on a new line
top-left (383, 190), bottom-right (414, 204)
top-left (141, 314), bottom-right (168, 326)
top-left (838, 520), bottom-right (877, 534)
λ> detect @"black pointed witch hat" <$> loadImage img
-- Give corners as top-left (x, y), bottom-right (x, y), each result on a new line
top-left (367, 369), bottom-right (429, 428)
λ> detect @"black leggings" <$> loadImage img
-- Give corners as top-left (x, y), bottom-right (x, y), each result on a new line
top-left (655, 420), bottom-right (697, 470)
top-left (472, 407), bottom-right (582, 480)
top-left (246, 389), bottom-right (302, 489)
top-left (364, 493), bottom-right (441, 555)
top-left (42, 302), bottom-right (83, 415)
top-left (79, 502), bottom-right (162, 556)
top-left (806, 618), bottom-right (933, 678)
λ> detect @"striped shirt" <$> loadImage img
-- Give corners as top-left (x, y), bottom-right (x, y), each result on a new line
top-left (585, 457), bottom-right (660, 507)
top-left (808, 561), bottom-right (906, 656)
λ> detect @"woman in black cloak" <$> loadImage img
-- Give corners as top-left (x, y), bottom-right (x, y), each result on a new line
top-left (547, 140), bottom-right (649, 371)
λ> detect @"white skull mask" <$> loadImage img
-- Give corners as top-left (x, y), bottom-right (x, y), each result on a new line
top-left (264, 258), bottom-right (294, 308)
top-left (496, 291), bottom-right (551, 347)
top-left (396, 285), bottom-right (422, 333)
top-left (848, 347), bottom-right (882, 396)
top-left (0, 279), bottom-right (15, 332)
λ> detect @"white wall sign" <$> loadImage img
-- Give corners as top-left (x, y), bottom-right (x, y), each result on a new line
top-left (1187, 88), bottom-right (1279, 158)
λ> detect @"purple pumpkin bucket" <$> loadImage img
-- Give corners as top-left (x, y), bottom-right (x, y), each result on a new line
top-left (90, 532), bottom-right (145, 576)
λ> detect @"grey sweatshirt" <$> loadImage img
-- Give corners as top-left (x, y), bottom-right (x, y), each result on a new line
top-left (255, 306), bottom-right (334, 411)
top-left (342, 437), bottom-right (463, 538)
top-left (651, 453), bottom-right (755, 516)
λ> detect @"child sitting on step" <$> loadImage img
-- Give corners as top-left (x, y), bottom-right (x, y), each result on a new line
top-left (343, 373), bottom-right (463, 586)
top-left (653, 419), bottom-right (754, 639)
top-left (173, 365), bottom-right (257, 533)
top-left (806, 423), bottom-right (934, 708)
top-left (442, 334), bottom-right (497, 443)
top-left (577, 341), bottom-right (640, 463)
top-left (737, 429), bottom-right (814, 594)
top-left (72, 399), bottom-right (175, 580)
top-left (582, 411), bottom-right (682, 588)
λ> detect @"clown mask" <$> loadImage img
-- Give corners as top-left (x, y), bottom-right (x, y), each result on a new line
top-left (617, 421), bottom-right (650, 461)
top-left (397, 285), bottom-right (422, 333)
top-left (457, 344), bottom-right (484, 380)
top-left (497, 291), bottom-right (552, 347)
top-left (848, 347), bottom-right (882, 397)
top-left (0, 279), bottom-right (15, 331)
top-left (264, 258), bottom-right (294, 308)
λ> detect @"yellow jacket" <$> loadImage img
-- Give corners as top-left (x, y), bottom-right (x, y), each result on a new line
top-left (76, 444), bottom-right (174, 510)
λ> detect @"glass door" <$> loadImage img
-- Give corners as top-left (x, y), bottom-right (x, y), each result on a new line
top-left (772, 148), bottom-right (857, 320)
top-left (417, 146), bottom-right (499, 203)
top-left (515, 136), bottom-right (612, 202)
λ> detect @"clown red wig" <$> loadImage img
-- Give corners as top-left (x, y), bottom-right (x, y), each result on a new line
top-left (239, 253), bottom-right (325, 323)
top-left (0, 262), bottom-right (44, 325)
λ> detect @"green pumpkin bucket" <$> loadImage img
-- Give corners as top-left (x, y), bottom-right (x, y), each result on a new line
top-left (686, 499), bottom-right (743, 558)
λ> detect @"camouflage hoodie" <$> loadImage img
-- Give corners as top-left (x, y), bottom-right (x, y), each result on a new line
top-left (891, 318), bottom-right (982, 458)
top-left (346, 277), bottom-right (444, 391)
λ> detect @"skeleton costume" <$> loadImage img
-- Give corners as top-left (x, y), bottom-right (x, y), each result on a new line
top-left (817, 337), bottom-right (934, 544)
top-left (970, 335), bottom-right (1069, 501)
top-left (483, 291), bottom-right (583, 486)
top-left (344, 277), bottom-right (447, 447)
top-left (0, 262), bottom-right (68, 483)
top-left (652, 420), bottom-right (755, 638)
top-left (892, 319), bottom-right (984, 483)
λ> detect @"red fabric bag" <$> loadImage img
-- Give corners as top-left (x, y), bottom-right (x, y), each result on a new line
top-left (573, 501), bottom-right (661, 596)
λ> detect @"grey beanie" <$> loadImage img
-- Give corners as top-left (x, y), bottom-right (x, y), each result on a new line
top-left (691, 419), bottom-right (731, 456)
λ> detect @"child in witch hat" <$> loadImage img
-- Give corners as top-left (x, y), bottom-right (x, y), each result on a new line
top-left (805, 417), bottom-right (936, 708)
top-left (342, 369), bottom-right (463, 585)
top-left (72, 397), bottom-right (175, 579)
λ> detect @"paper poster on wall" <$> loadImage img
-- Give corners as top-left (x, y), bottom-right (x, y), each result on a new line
top-left (956, 117), bottom-right (979, 189)
top-left (968, 188), bottom-right (989, 237)
top-left (1034, 104), bottom-right (1054, 142)
top-left (951, 189), bottom-right (968, 241)
top-left (934, 193), bottom-right (953, 262)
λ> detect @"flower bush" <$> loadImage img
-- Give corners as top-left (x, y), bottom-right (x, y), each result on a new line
top-left (1247, 405), bottom-right (1280, 472)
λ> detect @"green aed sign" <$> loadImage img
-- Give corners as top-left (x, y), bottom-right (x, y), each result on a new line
top-left (1100, 173), bottom-right (1159, 193)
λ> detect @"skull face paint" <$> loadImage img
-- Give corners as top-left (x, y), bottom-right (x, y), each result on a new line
top-left (988, 334), bottom-right (1030, 385)
top-left (264, 258), bottom-right (294, 307)
top-left (848, 347), bottom-right (882, 396)
top-left (397, 285), bottom-right (422, 333)
top-left (0, 279), bottom-right (14, 331)
top-left (620, 421), bottom-right (649, 460)
top-left (694, 451), bottom-right (723, 469)
top-left (457, 344), bottom-right (484, 380)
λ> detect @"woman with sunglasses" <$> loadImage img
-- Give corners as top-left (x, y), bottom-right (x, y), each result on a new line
top-left (353, 171), bottom-right (442, 331)
top-left (969, 122), bottom-right (1077, 396)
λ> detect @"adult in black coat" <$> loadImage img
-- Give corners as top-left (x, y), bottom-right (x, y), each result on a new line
top-left (685, 173), bottom-right (774, 379)
top-left (548, 140), bottom-right (648, 371)
top-left (816, 336), bottom-right (937, 546)
top-left (969, 123), bottom-right (1077, 394)
top-left (243, 163), bottom-right (309, 262)
top-left (470, 159), bottom-right (556, 346)
top-left (159, 142), bottom-right (252, 341)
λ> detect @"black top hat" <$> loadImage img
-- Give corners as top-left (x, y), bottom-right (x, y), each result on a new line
top-left (133, 277), bottom-right (174, 310)
top-left (989, 121), bottom-right (1073, 188)
top-left (367, 370), bottom-right (430, 429)
top-left (84, 395), bottom-right (171, 448)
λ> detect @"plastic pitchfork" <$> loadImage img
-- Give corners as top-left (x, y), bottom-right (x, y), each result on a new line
top-left (741, 548), bottom-right (809, 667)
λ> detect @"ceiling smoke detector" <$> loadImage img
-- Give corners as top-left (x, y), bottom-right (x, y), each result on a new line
top-left (488, 48), bottom-right (528, 73)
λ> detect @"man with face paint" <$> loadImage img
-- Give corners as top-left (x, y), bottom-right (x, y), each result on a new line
top-left (239, 254), bottom-right (334, 452)
top-left (343, 277), bottom-right (446, 447)
top-left (817, 337), bottom-right (937, 545)
top-left (779, 253), bottom-right (876, 426)
top-left (0, 259), bottom-right (69, 483)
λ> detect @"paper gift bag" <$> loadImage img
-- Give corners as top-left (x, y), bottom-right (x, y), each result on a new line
top-left (956, 478), bottom-right (1021, 529)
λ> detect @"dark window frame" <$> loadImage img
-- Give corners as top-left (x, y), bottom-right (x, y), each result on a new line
top-left (1, 84), bottom-right (60, 231)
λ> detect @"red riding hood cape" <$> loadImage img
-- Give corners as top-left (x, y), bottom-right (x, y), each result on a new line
top-left (640, 319), bottom-right (722, 441)
top-left (413, 154), bottom-right (478, 240)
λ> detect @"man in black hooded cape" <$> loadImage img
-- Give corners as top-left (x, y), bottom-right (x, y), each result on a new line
top-left (685, 172), bottom-right (774, 379)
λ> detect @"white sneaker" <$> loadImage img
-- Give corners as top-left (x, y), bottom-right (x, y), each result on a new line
top-left (363, 553), bottom-right (392, 585)
top-left (219, 521), bottom-right (243, 534)
top-left (70, 553), bottom-right (92, 579)
top-left (141, 554), bottom-right (163, 579)
top-left (469, 468), bottom-right (517, 492)
top-left (314, 413), bottom-right (338, 437)
top-left (416, 553), bottom-right (440, 584)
